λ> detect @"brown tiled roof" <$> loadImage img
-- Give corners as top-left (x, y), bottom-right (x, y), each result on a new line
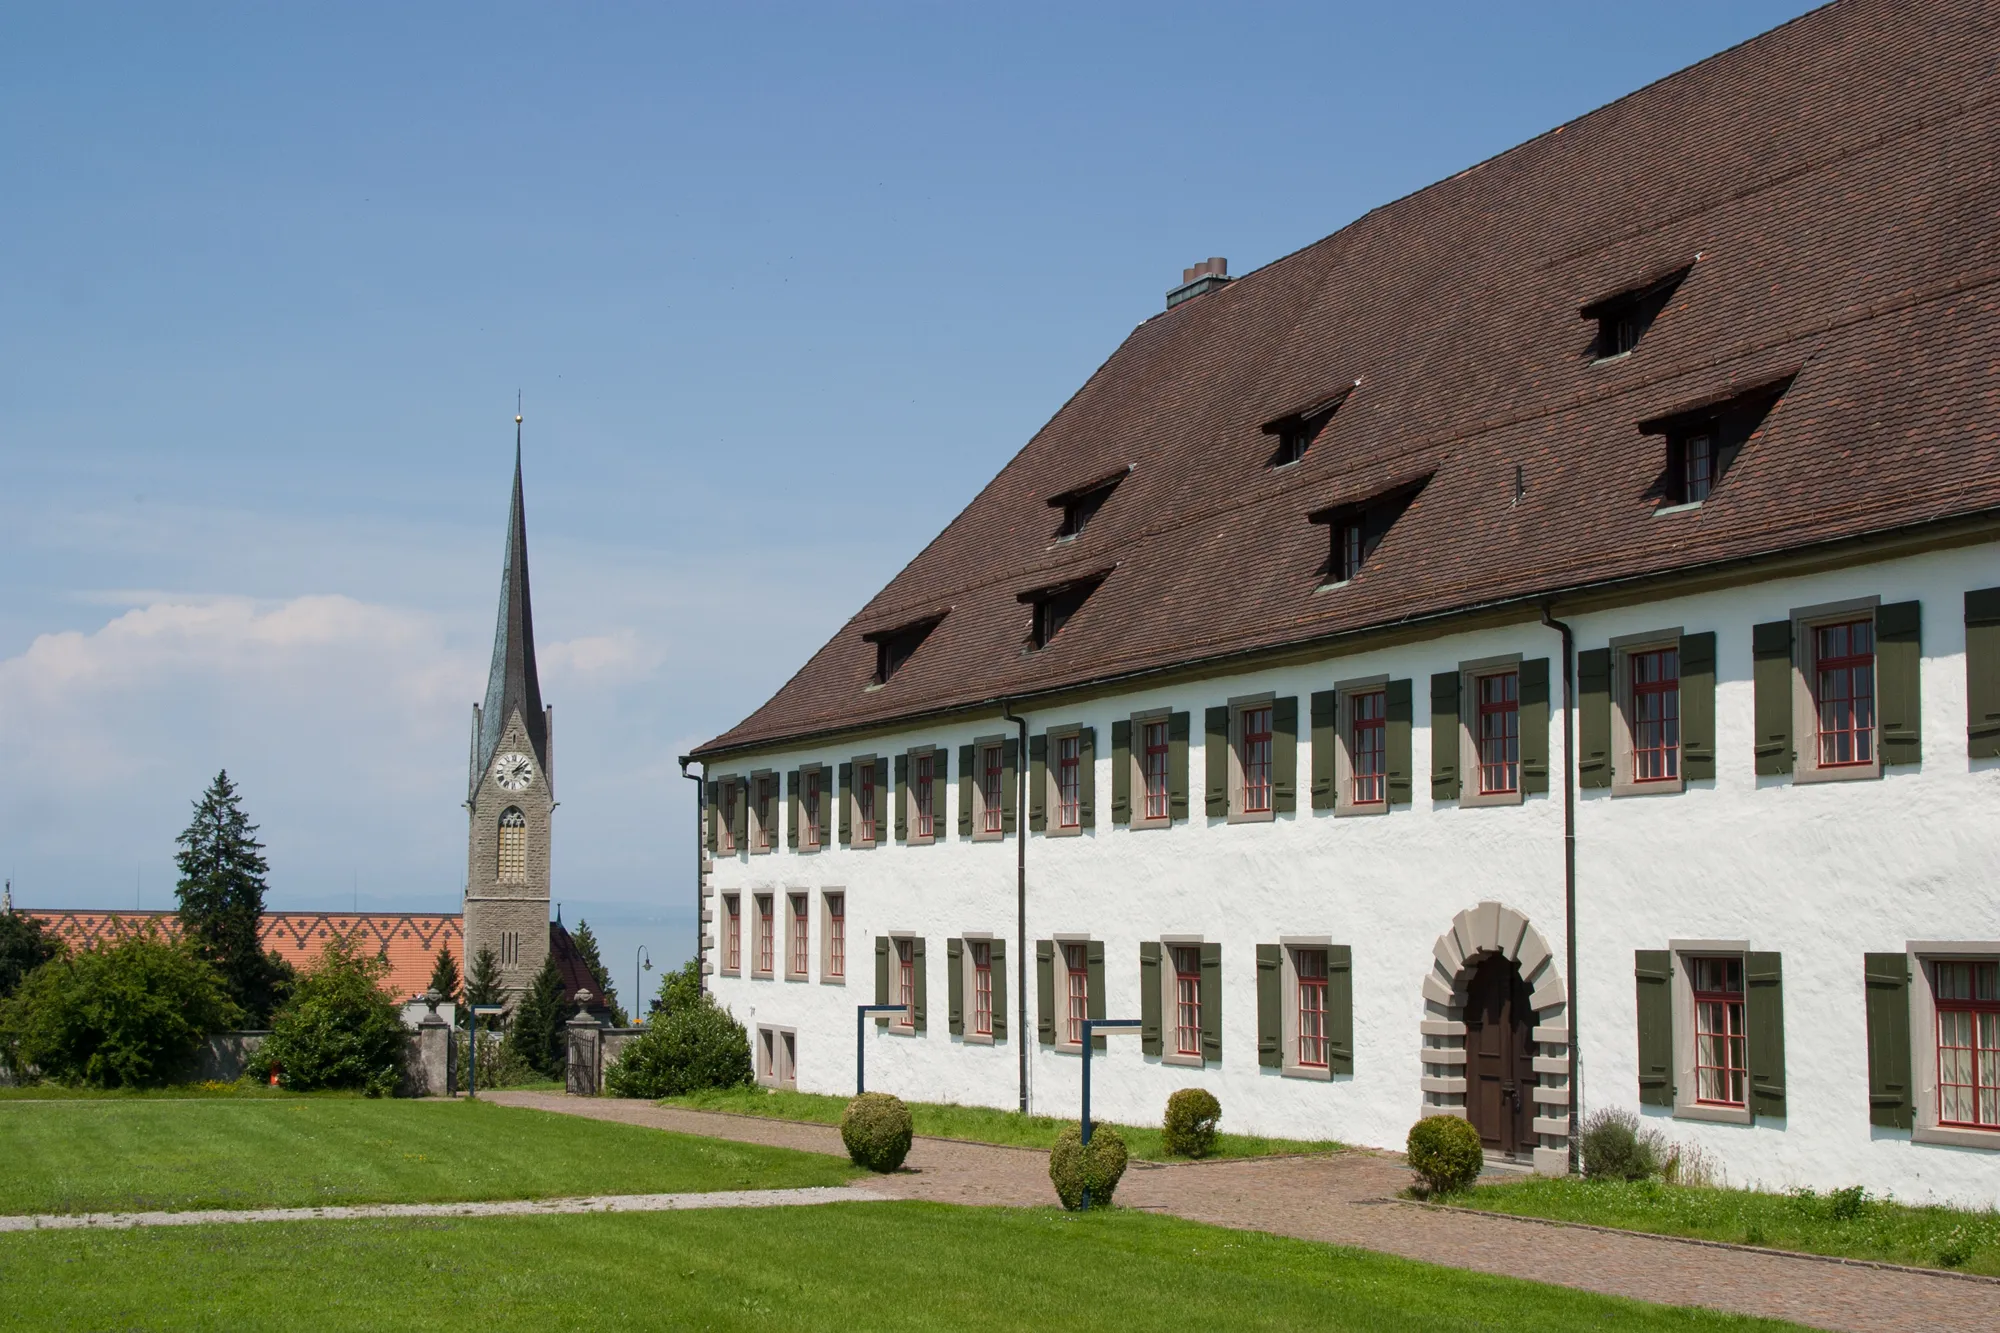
top-left (697, 0), bottom-right (2000, 759)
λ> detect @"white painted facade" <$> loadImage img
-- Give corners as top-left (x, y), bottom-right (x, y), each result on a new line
top-left (703, 540), bottom-right (2000, 1206)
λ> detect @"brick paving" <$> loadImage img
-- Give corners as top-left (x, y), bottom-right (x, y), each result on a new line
top-left (490, 1091), bottom-right (2000, 1332)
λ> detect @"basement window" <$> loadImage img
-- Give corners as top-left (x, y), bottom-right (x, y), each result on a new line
top-left (1640, 375), bottom-right (1793, 511)
top-left (862, 613), bottom-right (946, 685)
top-left (1048, 468), bottom-right (1129, 540)
top-left (1021, 572), bottom-right (1109, 650)
top-left (1582, 265), bottom-right (1691, 361)
top-left (1309, 476), bottom-right (1428, 588)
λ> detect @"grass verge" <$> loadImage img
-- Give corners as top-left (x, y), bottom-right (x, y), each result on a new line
top-left (0, 1200), bottom-right (1804, 1331)
top-left (660, 1085), bottom-right (1342, 1162)
top-left (0, 1096), bottom-right (857, 1214)
top-left (1457, 1176), bottom-right (2000, 1277)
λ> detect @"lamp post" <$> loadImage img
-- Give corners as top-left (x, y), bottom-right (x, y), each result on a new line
top-left (466, 1003), bottom-right (506, 1099)
top-left (634, 946), bottom-right (652, 1024)
top-left (854, 1004), bottom-right (911, 1095)
top-left (1078, 1017), bottom-right (1143, 1211)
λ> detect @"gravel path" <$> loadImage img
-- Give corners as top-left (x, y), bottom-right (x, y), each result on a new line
top-left (489, 1091), bottom-right (2000, 1333)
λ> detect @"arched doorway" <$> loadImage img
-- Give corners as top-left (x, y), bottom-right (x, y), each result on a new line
top-left (1464, 953), bottom-right (1536, 1156)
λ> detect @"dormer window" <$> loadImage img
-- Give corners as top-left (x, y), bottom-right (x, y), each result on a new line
top-left (1309, 476), bottom-right (1428, 588)
top-left (1640, 373), bottom-right (1793, 511)
top-left (1048, 468), bottom-right (1129, 541)
top-left (1262, 386), bottom-right (1353, 468)
top-left (1582, 264), bottom-right (1691, 361)
top-left (1021, 572), bottom-right (1109, 650)
top-left (863, 613), bottom-right (946, 685)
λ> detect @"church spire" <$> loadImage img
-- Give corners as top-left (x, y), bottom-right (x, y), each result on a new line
top-left (474, 414), bottom-right (547, 789)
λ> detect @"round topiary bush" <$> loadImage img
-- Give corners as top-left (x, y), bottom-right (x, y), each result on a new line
top-left (1048, 1123), bottom-right (1129, 1210)
top-left (1161, 1087), bottom-right (1222, 1159)
top-left (1581, 1107), bottom-right (1659, 1182)
top-left (603, 993), bottom-right (753, 1098)
top-left (1406, 1114), bottom-right (1484, 1195)
top-left (840, 1092), bottom-right (914, 1172)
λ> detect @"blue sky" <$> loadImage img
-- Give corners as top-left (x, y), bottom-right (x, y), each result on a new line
top-left (0, 1), bottom-right (1817, 1007)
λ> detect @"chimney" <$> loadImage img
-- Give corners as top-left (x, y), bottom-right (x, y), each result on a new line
top-left (1166, 257), bottom-right (1232, 310)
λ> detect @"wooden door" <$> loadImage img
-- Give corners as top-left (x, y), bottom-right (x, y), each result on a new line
top-left (1464, 953), bottom-right (1535, 1155)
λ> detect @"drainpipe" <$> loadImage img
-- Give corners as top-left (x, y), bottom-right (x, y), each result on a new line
top-left (680, 761), bottom-right (706, 996)
top-left (1540, 606), bottom-right (1580, 1175)
top-left (1000, 700), bottom-right (1029, 1114)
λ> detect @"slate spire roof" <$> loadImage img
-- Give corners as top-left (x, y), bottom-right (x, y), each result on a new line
top-left (476, 434), bottom-right (547, 786)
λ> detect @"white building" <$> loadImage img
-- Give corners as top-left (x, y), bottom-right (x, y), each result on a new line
top-left (687, 0), bottom-right (2000, 1206)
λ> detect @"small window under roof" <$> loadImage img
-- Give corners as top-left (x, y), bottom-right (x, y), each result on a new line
top-left (1047, 467), bottom-right (1130, 540)
top-left (862, 612), bottom-right (947, 686)
top-left (1307, 475), bottom-right (1430, 588)
top-left (1638, 373), bottom-right (1794, 511)
top-left (1262, 383), bottom-right (1356, 468)
top-left (1581, 263), bottom-right (1692, 361)
top-left (1019, 571), bottom-right (1110, 650)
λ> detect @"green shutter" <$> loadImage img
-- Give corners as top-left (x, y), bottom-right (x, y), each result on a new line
top-left (1139, 942), bottom-right (1162, 1055)
top-left (1864, 952), bottom-right (1913, 1129)
top-left (1386, 679), bottom-right (1413, 805)
top-left (1746, 951), bottom-right (1786, 1119)
top-left (1002, 738), bottom-right (1019, 834)
top-left (1877, 601), bottom-right (1922, 767)
top-left (1753, 620), bottom-right (1794, 776)
top-left (1635, 950), bottom-right (1673, 1106)
top-left (874, 936), bottom-right (890, 1025)
top-left (990, 939), bottom-right (1009, 1041)
top-left (1966, 588), bottom-right (2000, 759)
top-left (1256, 944), bottom-right (1281, 1068)
top-left (1087, 939), bottom-right (1106, 1050)
top-left (839, 763), bottom-right (854, 846)
top-left (1272, 696), bottom-right (1299, 812)
top-left (1520, 658), bottom-right (1550, 795)
top-left (1578, 648), bottom-right (1611, 789)
top-left (1430, 672), bottom-right (1461, 801)
top-left (1036, 940), bottom-right (1054, 1044)
top-left (705, 780), bottom-right (719, 853)
top-left (1028, 733), bottom-right (1048, 833)
top-left (1168, 711), bottom-right (1190, 820)
top-left (894, 752), bottom-right (910, 843)
top-left (947, 938), bottom-right (964, 1036)
top-left (1680, 632), bottom-right (1717, 780)
top-left (1078, 726), bottom-right (1096, 829)
top-left (1205, 705), bottom-right (1230, 817)
top-left (1111, 719), bottom-right (1132, 825)
top-left (1199, 941), bottom-right (1222, 1063)
top-left (1309, 690), bottom-right (1337, 810)
top-left (912, 936), bottom-right (928, 1032)
top-left (958, 744), bottom-right (975, 836)
top-left (1327, 945), bottom-right (1353, 1075)
top-left (786, 770), bottom-right (800, 849)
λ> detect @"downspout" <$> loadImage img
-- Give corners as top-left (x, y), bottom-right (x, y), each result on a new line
top-left (1000, 700), bottom-right (1029, 1115)
top-left (1540, 606), bottom-right (1580, 1175)
top-left (680, 761), bottom-right (706, 997)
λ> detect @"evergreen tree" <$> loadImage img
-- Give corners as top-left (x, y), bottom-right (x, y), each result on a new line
top-left (503, 954), bottom-right (572, 1079)
top-left (173, 771), bottom-right (293, 1023)
top-left (427, 945), bottom-right (461, 1004)
top-left (463, 945), bottom-right (504, 1011)
top-left (570, 920), bottom-right (627, 1024)
top-left (0, 909), bottom-right (60, 1001)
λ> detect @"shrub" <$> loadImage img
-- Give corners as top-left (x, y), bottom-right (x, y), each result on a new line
top-left (1049, 1123), bottom-right (1129, 1209)
top-left (456, 1028), bottom-right (540, 1091)
top-left (0, 931), bottom-right (237, 1088)
top-left (1581, 1107), bottom-right (1659, 1182)
top-left (603, 992), bottom-right (752, 1098)
top-left (0, 910), bottom-right (61, 1001)
top-left (1162, 1087), bottom-right (1222, 1159)
top-left (1406, 1114), bottom-right (1484, 1195)
top-left (840, 1092), bottom-right (914, 1172)
top-left (261, 939), bottom-right (406, 1096)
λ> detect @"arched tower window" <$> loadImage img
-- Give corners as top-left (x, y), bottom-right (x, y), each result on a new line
top-left (498, 807), bottom-right (527, 882)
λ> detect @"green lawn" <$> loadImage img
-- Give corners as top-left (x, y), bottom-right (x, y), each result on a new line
top-left (0, 1097), bottom-right (856, 1214)
top-left (661, 1085), bottom-right (1343, 1162)
top-left (1458, 1176), bottom-right (2000, 1276)
top-left (0, 1201), bottom-right (1803, 1331)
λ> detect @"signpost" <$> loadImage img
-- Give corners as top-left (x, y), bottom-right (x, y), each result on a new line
top-left (1078, 1017), bottom-right (1143, 1210)
top-left (466, 1003), bottom-right (506, 1099)
top-left (854, 1004), bottom-right (911, 1095)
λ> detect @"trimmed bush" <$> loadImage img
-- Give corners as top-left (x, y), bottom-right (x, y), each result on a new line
top-left (841, 1092), bottom-right (914, 1172)
top-left (604, 992), bottom-right (753, 1098)
top-left (1161, 1087), bottom-right (1222, 1159)
top-left (1406, 1114), bottom-right (1483, 1195)
top-left (261, 938), bottom-right (405, 1096)
top-left (1580, 1107), bottom-right (1659, 1182)
top-left (1049, 1123), bottom-right (1129, 1210)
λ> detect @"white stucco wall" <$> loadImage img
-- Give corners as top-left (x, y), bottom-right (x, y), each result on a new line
top-left (705, 540), bottom-right (2000, 1207)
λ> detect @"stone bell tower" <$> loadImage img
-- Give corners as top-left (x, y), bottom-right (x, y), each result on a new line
top-left (462, 421), bottom-right (554, 999)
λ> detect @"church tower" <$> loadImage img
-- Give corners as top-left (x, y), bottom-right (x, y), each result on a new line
top-left (462, 427), bottom-right (554, 999)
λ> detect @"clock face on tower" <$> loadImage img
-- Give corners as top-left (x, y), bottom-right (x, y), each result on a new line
top-left (492, 752), bottom-right (535, 792)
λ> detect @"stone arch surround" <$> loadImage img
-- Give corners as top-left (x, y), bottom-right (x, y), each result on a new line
top-left (1420, 901), bottom-right (1570, 1175)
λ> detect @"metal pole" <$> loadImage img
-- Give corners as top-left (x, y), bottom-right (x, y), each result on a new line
top-left (1001, 703), bottom-right (1029, 1115)
top-left (1076, 1018), bottom-right (1142, 1210)
top-left (634, 945), bottom-right (651, 1023)
top-left (1542, 606), bottom-right (1581, 1175)
top-left (468, 1006), bottom-right (476, 1100)
top-left (855, 1004), bottom-right (909, 1096)
top-left (680, 763), bottom-right (705, 994)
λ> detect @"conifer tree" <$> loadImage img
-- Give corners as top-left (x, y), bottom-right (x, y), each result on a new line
top-left (427, 945), bottom-right (461, 1004)
top-left (503, 954), bottom-right (571, 1078)
top-left (570, 920), bottom-right (627, 1024)
top-left (0, 908), bottom-right (60, 1000)
top-left (461, 945), bottom-right (503, 1027)
top-left (174, 771), bottom-right (292, 1023)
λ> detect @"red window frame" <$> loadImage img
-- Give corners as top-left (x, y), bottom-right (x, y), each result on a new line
top-left (724, 896), bottom-right (741, 972)
top-left (913, 753), bottom-right (935, 840)
top-left (1064, 943), bottom-right (1088, 1047)
top-left (826, 894), bottom-right (844, 978)
top-left (971, 941), bottom-right (993, 1037)
top-left (1143, 720), bottom-right (1170, 821)
top-left (1630, 647), bottom-right (1681, 783)
top-left (790, 894), bottom-right (809, 976)
top-left (1814, 619), bottom-right (1875, 768)
top-left (1172, 945), bottom-right (1202, 1057)
top-left (1477, 672), bottom-right (1520, 795)
top-left (804, 770), bottom-right (822, 847)
top-left (1056, 734), bottom-right (1081, 828)
top-left (981, 745), bottom-right (1004, 834)
top-left (1351, 690), bottom-right (1386, 805)
top-left (1935, 961), bottom-right (2000, 1129)
top-left (1240, 706), bottom-right (1273, 813)
top-left (756, 895), bottom-right (774, 975)
top-left (1296, 948), bottom-right (1328, 1068)
top-left (895, 937), bottom-right (915, 1027)
top-left (1691, 956), bottom-right (1746, 1107)
top-left (857, 761), bottom-right (877, 843)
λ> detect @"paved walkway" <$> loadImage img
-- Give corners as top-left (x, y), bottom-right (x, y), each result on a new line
top-left (489, 1091), bottom-right (2000, 1333)
top-left (0, 1185), bottom-right (884, 1233)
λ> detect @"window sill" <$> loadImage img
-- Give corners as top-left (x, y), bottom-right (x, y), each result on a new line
top-left (1460, 789), bottom-right (1523, 809)
top-left (1333, 800), bottom-right (1389, 818)
top-left (784, 972), bottom-right (809, 983)
top-left (1282, 1063), bottom-right (1332, 1082)
top-left (1315, 578), bottom-right (1351, 594)
top-left (886, 1025), bottom-right (919, 1038)
top-left (751, 971), bottom-right (774, 982)
top-left (1794, 761), bottom-right (1880, 785)
top-left (1611, 778), bottom-right (1684, 798)
top-left (905, 835), bottom-right (936, 848)
top-left (971, 830), bottom-right (1007, 844)
top-left (1673, 1102), bottom-right (1752, 1126)
top-left (961, 1032), bottom-right (995, 1047)
top-left (1045, 825), bottom-right (1083, 839)
top-left (1652, 500), bottom-right (1703, 517)
top-left (819, 975), bottom-right (846, 986)
top-left (1227, 808), bottom-right (1276, 825)
top-left (1590, 350), bottom-right (1634, 368)
top-left (1162, 1051), bottom-right (1204, 1069)
top-left (1129, 816), bottom-right (1173, 831)
top-left (1915, 1124), bottom-right (2000, 1150)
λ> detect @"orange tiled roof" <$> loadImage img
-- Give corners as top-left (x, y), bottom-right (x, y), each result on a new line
top-left (21, 909), bottom-right (462, 1001)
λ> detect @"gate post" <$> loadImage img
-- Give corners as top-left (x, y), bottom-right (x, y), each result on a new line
top-left (566, 991), bottom-right (606, 1096)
